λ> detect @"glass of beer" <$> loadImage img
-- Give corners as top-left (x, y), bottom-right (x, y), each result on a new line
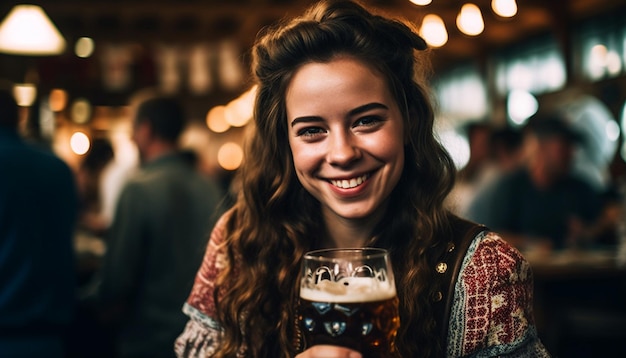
top-left (298, 248), bottom-right (400, 358)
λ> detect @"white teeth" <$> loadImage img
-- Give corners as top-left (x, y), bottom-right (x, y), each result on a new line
top-left (331, 174), bottom-right (369, 189)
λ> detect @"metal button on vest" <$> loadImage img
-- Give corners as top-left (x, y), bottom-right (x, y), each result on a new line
top-left (436, 262), bottom-right (447, 273)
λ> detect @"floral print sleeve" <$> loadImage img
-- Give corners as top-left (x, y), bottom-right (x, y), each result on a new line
top-left (174, 213), bottom-right (230, 358)
top-left (447, 231), bottom-right (551, 357)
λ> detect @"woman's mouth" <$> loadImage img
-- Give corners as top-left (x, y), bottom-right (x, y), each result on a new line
top-left (329, 173), bottom-right (370, 189)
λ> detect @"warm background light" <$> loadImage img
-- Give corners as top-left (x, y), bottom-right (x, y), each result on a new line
top-left (70, 98), bottom-right (92, 124)
top-left (217, 142), bottom-right (244, 171)
top-left (420, 14), bottom-right (448, 48)
top-left (409, 0), bottom-right (433, 5)
top-left (75, 37), bottom-right (95, 58)
top-left (12, 83), bottom-right (36, 107)
top-left (48, 88), bottom-right (68, 112)
top-left (70, 131), bottom-right (90, 155)
top-left (224, 86), bottom-right (255, 127)
top-left (492, 0), bottom-right (518, 18)
top-left (206, 105), bottom-right (230, 133)
top-left (0, 5), bottom-right (66, 55)
top-left (457, 3), bottom-right (485, 36)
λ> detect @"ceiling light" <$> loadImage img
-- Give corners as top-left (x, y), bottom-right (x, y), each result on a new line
top-left (0, 5), bottom-right (66, 55)
top-left (420, 14), bottom-right (448, 48)
top-left (457, 3), bottom-right (484, 36)
top-left (409, 0), bottom-right (432, 5)
top-left (492, 0), bottom-right (518, 18)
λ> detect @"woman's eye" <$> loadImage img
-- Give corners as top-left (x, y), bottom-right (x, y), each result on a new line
top-left (296, 127), bottom-right (326, 137)
top-left (354, 115), bottom-right (383, 127)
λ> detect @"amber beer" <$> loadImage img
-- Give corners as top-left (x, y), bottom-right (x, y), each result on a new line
top-left (298, 249), bottom-right (400, 358)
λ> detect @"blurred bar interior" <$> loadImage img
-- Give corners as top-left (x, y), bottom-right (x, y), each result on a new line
top-left (1, 0), bottom-right (626, 178)
top-left (1, 0), bottom-right (626, 356)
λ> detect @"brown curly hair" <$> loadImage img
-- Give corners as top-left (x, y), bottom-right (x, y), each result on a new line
top-left (214, 1), bottom-right (457, 356)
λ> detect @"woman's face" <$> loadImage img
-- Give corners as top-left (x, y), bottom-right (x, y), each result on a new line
top-left (286, 56), bottom-right (405, 223)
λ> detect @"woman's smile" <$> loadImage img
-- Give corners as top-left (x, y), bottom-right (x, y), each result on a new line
top-left (329, 173), bottom-right (370, 189)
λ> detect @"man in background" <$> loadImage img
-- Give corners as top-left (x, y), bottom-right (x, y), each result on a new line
top-left (96, 95), bottom-right (224, 358)
top-left (0, 85), bottom-right (78, 357)
top-left (468, 113), bottom-right (603, 251)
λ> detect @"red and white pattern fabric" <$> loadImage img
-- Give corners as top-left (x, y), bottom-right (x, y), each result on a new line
top-left (447, 231), bottom-right (549, 357)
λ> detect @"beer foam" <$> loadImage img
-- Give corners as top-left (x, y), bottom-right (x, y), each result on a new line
top-left (300, 276), bottom-right (396, 303)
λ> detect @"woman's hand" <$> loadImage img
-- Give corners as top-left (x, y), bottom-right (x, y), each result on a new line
top-left (296, 345), bottom-right (362, 358)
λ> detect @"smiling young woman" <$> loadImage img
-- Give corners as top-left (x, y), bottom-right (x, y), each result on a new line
top-left (174, 1), bottom-right (550, 357)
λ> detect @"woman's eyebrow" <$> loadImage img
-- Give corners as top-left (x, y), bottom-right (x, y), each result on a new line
top-left (348, 102), bottom-right (388, 116)
top-left (290, 116), bottom-right (323, 127)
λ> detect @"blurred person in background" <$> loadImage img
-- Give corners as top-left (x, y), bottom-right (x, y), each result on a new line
top-left (461, 127), bottom-right (524, 219)
top-left (69, 137), bottom-right (119, 358)
top-left (457, 122), bottom-right (494, 184)
top-left (95, 95), bottom-right (225, 358)
top-left (447, 124), bottom-right (524, 219)
top-left (488, 126), bottom-right (524, 174)
top-left (0, 85), bottom-right (78, 357)
top-left (446, 122), bottom-right (494, 217)
top-left (76, 137), bottom-right (116, 236)
top-left (73, 136), bottom-right (135, 282)
top-left (468, 112), bottom-right (603, 251)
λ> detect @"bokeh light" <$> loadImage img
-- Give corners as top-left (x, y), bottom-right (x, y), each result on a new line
top-left (217, 142), bottom-right (244, 171)
top-left (70, 131), bottom-right (90, 155)
top-left (74, 37), bottom-right (95, 58)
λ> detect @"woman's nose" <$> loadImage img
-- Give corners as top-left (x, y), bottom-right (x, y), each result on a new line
top-left (326, 131), bottom-right (360, 165)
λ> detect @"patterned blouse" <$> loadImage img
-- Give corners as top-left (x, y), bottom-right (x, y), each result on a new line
top-left (174, 214), bottom-right (551, 357)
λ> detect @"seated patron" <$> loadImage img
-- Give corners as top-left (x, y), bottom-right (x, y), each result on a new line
top-left (468, 113), bottom-right (603, 251)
